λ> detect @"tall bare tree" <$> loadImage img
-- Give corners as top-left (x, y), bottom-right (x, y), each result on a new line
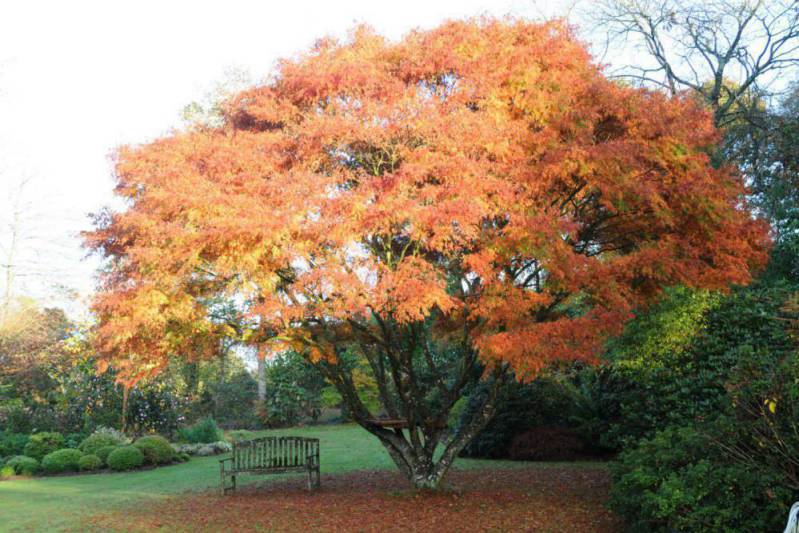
top-left (0, 176), bottom-right (32, 322)
top-left (589, 0), bottom-right (799, 127)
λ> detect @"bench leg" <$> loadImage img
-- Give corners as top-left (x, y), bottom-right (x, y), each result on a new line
top-left (221, 472), bottom-right (237, 495)
top-left (307, 466), bottom-right (320, 491)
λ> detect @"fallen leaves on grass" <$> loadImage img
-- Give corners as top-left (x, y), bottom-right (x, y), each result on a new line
top-left (85, 466), bottom-right (620, 532)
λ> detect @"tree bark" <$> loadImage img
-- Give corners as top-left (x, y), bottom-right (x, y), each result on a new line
top-left (121, 384), bottom-right (130, 434)
top-left (214, 340), bottom-right (228, 419)
top-left (256, 346), bottom-right (267, 402)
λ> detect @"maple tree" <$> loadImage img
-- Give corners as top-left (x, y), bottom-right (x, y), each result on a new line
top-left (86, 19), bottom-right (769, 488)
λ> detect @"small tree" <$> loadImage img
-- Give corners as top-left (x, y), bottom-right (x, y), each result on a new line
top-left (86, 19), bottom-right (768, 488)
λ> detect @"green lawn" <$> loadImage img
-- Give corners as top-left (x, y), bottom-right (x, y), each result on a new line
top-left (0, 424), bottom-right (602, 532)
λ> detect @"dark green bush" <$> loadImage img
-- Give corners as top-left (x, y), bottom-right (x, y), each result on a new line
top-left (208, 370), bottom-right (260, 429)
top-left (24, 432), bottom-right (65, 461)
top-left (41, 448), bottom-right (82, 474)
top-left (610, 425), bottom-right (791, 532)
top-left (459, 377), bottom-right (577, 458)
top-left (177, 418), bottom-right (222, 444)
top-left (178, 452), bottom-right (191, 462)
top-left (133, 435), bottom-right (174, 465)
top-left (598, 283), bottom-right (795, 449)
top-left (507, 426), bottom-right (585, 461)
top-left (79, 433), bottom-right (123, 456)
top-left (124, 384), bottom-right (184, 436)
top-left (0, 432), bottom-right (29, 458)
top-left (4, 455), bottom-right (39, 476)
top-left (95, 445), bottom-right (118, 465)
top-left (65, 433), bottom-right (86, 449)
top-left (608, 280), bottom-right (799, 532)
top-left (107, 446), bottom-right (144, 471)
top-left (78, 454), bottom-right (102, 471)
top-left (259, 352), bottom-right (325, 427)
top-left (0, 402), bottom-right (32, 434)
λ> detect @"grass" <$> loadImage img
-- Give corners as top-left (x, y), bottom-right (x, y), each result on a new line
top-left (0, 424), bottom-right (609, 532)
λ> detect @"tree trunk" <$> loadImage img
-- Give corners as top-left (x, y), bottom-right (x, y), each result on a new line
top-left (372, 372), bottom-right (505, 490)
top-left (214, 340), bottom-right (228, 418)
top-left (1, 190), bottom-right (22, 324)
top-left (121, 384), bottom-right (130, 434)
top-left (256, 346), bottom-right (267, 402)
top-left (313, 320), bottom-right (510, 490)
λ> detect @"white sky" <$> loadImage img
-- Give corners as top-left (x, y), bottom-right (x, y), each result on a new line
top-left (0, 0), bottom-right (575, 315)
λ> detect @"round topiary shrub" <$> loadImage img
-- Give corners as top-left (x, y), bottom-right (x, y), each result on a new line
top-left (133, 435), bottom-right (174, 465)
top-left (4, 455), bottom-right (40, 476)
top-left (42, 449), bottom-right (83, 474)
top-left (79, 433), bottom-right (123, 456)
top-left (178, 452), bottom-right (191, 462)
top-left (23, 432), bottom-right (65, 461)
top-left (0, 465), bottom-right (14, 478)
top-left (95, 445), bottom-right (118, 466)
top-left (78, 454), bottom-right (103, 471)
top-left (107, 446), bottom-right (144, 471)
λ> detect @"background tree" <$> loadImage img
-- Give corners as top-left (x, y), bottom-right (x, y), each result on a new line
top-left (86, 19), bottom-right (768, 489)
top-left (725, 84), bottom-right (799, 243)
top-left (0, 297), bottom-right (72, 391)
top-left (590, 0), bottom-right (799, 127)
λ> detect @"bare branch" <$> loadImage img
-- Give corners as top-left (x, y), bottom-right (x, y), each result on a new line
top-left (585, 0), bottom-right (799, 126)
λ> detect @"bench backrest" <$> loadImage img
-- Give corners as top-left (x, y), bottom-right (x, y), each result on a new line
top-left (232, 436), bottom-right (319, 470)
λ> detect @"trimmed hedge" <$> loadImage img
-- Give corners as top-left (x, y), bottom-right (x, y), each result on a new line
top-left (78, 454), bottom-right (102, 471)
top-left (23, 432), bottom-right (65, 461)
top-left (41, 448), bottom-right (82, 474)
top-left (95, 445), bottom-right (118, 465)
top-left (133, 435), bottom-right (174, 465)
top-left (79, 433), bottom-right (122, 456)
top-left (4, 455), bottom-right (39, 476)
top-left (107, 446), bottom-right (144, 471)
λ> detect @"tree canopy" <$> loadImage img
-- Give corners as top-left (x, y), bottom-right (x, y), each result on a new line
top-left (86, 18), bottom-right (769, 487)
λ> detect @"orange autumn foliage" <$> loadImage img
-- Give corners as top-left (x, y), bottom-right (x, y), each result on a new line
top-left (86, 18), bottom-right (769, 385)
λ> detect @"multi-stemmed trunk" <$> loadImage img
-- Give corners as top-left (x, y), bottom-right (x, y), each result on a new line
top-left (316, 344), bottom-right (509, 490)
top-left (367, 382), bottom-right (505, 489)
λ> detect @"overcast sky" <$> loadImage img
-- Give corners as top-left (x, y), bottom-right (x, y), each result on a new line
top-left (0, 0), bottom-right (576, 315)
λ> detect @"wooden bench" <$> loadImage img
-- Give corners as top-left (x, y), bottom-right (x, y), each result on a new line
top-left (219, 436), bottom-right (320, 494)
